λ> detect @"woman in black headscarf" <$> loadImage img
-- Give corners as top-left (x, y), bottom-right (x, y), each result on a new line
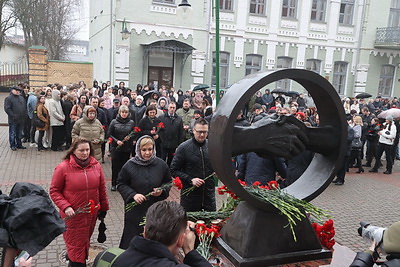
top-left (117, 135), bottom-right (171, 249)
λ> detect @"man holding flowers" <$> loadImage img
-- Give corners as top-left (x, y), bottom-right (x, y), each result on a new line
top-left (171, 118), bottom-right (216, 212)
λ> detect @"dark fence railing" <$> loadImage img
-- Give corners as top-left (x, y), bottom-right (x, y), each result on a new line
top-left (0, 61), bottom-right (29, 89)
top-left (375, 27), bottom-right (400, 45)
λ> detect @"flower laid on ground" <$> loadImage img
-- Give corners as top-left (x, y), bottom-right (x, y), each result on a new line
top-left (312, 219), bottom-right (335, 249)
top-left (182, 173), bottom-right (216, 196)
top-left (195, 220), bottom-right (221, 260)
top-left (115, 127), bottom-right (141, 149)
top-left (64, 199), bottom-right (100, 220)
top-left (125, 177), bottom-right (182, 212)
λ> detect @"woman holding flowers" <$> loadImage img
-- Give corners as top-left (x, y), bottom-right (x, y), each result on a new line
top-left (117, 135), bottom-right (171, 249)
top-left (50, 138), bottom-right (109, 267)
top-left (107, 105), bottom-right (135, 191)
top-left (138, 105), bottom-right (164, 158)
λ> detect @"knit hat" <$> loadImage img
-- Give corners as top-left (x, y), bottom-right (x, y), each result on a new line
top-left (136, 95), bottom-right (144, 101)
top-left (386, 115), bottom-right (394, 122)
top-left (296, 112), bottom-right (305, 120)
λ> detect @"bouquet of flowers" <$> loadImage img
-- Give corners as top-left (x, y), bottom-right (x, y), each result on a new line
top-left (64, 199), bottom-right (101, 220)
top-left (312, 219), bottom-right (335, 249)
top-left (195, 220), bottom-right (221, 260)
top-left (125, 177), bottom-right (182, 212)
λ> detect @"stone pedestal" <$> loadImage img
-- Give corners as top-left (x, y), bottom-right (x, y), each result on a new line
top-left (216, 202), bottom-right (332, 266)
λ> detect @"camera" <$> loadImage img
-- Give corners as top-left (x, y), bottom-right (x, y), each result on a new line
top-left (358, 221), bottom-right (386, 252)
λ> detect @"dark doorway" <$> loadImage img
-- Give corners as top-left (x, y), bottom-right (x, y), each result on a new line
top-left (148, 67), bottom-right (173, 90)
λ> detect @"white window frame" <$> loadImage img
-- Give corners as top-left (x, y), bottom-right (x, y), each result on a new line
top-left (332, 61), bottom-right (348, 95)
top-left (152, 0), bottom-right (174, 4)
top-left (250, 0), bottom-right (266, 15)
top-left (245, 54), bottom-right (262, 76)
top-left (389, 0), bottom-right (400, 27)
top-left (282, 0), bottom-right (298, 19)
top-left (276, 57), bottom-right (293, 90)
top-left (212, 52), bottom-right (230, 88)
top-left (220, 0), bottom-right (233, 11)
top-left (339, 0), bottom-right (354, 25)
top-left (378, 65), bottom-right (395, 97)
top-left (306, 59), bottom-right (322, 74)
top-left (311, 0), bottom-right (326, 22)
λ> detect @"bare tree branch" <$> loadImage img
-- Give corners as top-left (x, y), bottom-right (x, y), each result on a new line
top-left (0, 0), bottom-right (17, 51)
top-left (10, 0), bottom-right (81, 59)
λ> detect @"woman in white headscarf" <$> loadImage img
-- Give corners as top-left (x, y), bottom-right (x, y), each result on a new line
top-left (117, 135), bottom-right (171, 249)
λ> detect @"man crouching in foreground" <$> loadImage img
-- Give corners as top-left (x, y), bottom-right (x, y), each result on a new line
top-left (113, 201), bottom-right (212, 267)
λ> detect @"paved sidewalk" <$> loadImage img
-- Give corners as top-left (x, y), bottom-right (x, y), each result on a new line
top-left (0, 92), bottom-right (399, 266)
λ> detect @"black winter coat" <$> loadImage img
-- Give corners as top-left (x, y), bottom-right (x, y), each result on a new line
top-left (138, 116), bottom-right (163, 145)
top-left (108, 115), bottom-right (135, 153)
top-left (4, 93), bottom-right (27, 124)
top-left (117, 158), bottom-right (171, 249)
top-left (170, 138), bottom-right (216, 212)
top-left (159, 113), bottom-right (184, 148)
top-left (113, 236), bottom-right (212, 267)
top-left (131, 103), bottom-right (146, 125)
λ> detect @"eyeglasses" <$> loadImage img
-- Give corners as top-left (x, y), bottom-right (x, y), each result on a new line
top-left (193, 129), bottom-right (208, 135)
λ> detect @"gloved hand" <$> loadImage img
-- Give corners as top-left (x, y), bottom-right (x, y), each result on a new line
top-left (98, 211), bottom-right (107, 220)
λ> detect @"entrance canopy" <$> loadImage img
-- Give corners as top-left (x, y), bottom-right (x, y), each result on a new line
top-left (141, 39), bottom-right (195, 55)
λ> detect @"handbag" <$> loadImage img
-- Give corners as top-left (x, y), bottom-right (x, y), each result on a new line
top-left (351, 138), bottom-right (362, 149)
top-left (32, 110), bottom-right (45, 128)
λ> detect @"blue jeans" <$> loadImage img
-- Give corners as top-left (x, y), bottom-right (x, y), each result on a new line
top-left (9, 123), bottom-right (23, 148)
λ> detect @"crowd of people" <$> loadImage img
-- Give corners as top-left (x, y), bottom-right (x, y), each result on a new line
top-left (3, 80), bottom-right (400, 266)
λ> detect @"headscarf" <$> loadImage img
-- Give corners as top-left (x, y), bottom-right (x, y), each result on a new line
top-left (129, 135), bottom-right (156, 166)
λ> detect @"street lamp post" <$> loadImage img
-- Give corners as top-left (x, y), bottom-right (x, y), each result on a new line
top-left (178, 0), bottom-right (221, 105)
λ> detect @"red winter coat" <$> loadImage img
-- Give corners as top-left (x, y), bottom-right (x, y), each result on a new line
top-left (50, 156), bottom-right (109, 263)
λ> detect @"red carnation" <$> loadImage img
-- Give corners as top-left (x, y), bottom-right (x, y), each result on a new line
top-left (173, 177), bottom-right (183, 190)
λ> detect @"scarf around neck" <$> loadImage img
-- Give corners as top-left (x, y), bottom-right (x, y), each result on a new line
top-left (72, 154), bottom-right (91, 168)
top-left (129, 135), bottom-right (156, 166)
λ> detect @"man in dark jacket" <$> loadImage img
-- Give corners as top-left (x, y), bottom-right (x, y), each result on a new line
top-left (159, 102), bottom-right (184, 166)
top-left (4, 86), bottom-right (27, 150)
top-left (108, 98), bottom-right (121, 122)
top-left (113, 201), bottom-right (211, 267)
top-left (170, 118), bottom-right (215, 212)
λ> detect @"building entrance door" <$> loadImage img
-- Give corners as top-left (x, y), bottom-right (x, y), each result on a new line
top-left (148, 67), bottom-right (173, 90)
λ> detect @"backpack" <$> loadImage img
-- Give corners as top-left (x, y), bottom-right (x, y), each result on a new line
top-left (93, 247), bottom-right (125, 267)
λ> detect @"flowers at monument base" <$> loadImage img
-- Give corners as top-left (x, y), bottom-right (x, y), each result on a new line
top-left (312, 219), bottom-right (336, 249)
top-left (64, 199), bottom-right (100, 220)
top-left (189, 179), bottom-right (331, 242)
top-left (125, 177), bottom-right (182, 212)
top-left (195, 220), bottom-right (221, 260)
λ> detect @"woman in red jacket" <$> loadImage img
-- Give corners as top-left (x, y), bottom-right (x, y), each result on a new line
top-left (50, 138), bottom-right (109, 267)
